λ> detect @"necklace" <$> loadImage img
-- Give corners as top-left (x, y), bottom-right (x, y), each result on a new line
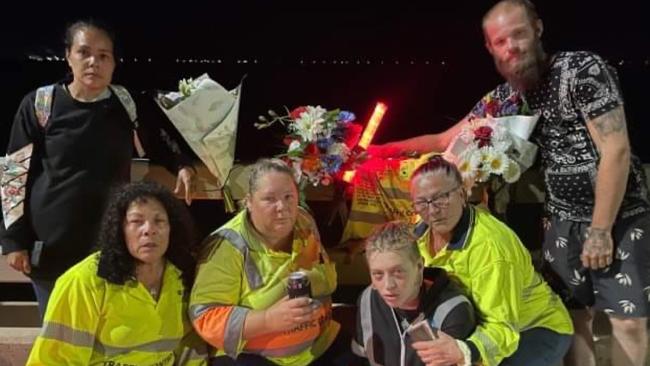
top-left (137, 263), bottom-right (164, 301)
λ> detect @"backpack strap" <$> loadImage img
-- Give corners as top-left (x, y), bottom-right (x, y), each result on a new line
top-left (32, 84), bottom-right (145, 157)
top-left (34, 85), bottom-right (55, 128)
top-left (110, 84), bottom-right (145, 157)
top-left (109, 84), bottom-right (137, 125)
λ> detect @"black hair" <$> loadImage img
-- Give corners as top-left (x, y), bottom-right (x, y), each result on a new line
top-left (96, 181), bottom-right (197, 292)
top-left (64, 19), bottom-right (117, 52)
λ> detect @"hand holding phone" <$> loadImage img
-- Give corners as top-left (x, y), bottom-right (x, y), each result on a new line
top-left (406, 317), bottom-right (438, 342)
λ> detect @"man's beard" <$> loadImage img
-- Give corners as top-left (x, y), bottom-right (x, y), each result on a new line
top-left (495, 43), bottom-right (546, 92)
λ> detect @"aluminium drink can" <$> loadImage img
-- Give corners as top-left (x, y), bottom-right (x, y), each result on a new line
top-left (287, 271), bottom-right (311, 298)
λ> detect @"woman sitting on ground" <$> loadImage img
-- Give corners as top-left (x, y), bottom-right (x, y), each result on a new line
top-left (27, 181), bottom-right (207, 365)
top-left (352, 221), bottom-right (476, 366)
top-left (190, 158), bottom-right (349, 366)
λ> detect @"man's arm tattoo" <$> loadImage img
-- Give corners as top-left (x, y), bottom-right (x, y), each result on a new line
top-left (592, 107), bottom-right (626, 137)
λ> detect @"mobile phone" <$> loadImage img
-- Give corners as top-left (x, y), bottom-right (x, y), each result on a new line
top-left (406, 318), bottom-right (438, 342)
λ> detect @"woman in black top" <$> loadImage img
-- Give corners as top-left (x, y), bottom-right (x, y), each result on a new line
top-left (0, 19), bottom-right (195, 317)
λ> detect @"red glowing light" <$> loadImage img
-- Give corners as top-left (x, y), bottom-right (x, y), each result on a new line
top-left (343, 102), bottom-right (388, 182)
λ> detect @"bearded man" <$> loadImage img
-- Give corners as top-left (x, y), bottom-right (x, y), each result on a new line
top-left (372, 1), bottom-right (650, 365)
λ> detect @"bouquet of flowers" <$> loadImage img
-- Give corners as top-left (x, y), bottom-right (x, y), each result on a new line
top-left (449, 117), bottom-right (523, 185)
top-left (157, 76), bottom-right (206, 109)
top-left (256, 105), bottom-right (362, 186)
top-left (154, 73), bottom-right (243, 188)
top-left (445, 92), bottom-right (539, 189)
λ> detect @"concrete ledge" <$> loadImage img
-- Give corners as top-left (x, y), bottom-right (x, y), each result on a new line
top-left (0, 327), bottom-right (39, 366)
top-left (131, 159), bottom-right (335, 201)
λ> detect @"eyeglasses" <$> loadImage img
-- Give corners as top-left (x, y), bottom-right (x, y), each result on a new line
top-left (413, 185), bottom-right (461, 211)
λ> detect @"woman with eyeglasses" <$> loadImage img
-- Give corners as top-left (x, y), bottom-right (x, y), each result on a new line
top-left (408, 156), bottom-right (573, 366)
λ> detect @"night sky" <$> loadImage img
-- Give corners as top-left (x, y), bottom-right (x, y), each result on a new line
top-left (1, 1), bottom-right (648, 162)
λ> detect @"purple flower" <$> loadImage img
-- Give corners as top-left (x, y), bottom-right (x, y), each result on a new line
top-left (500, 101), bottom-right (520, 116)
top-left (338, 111), bottom-right (356, 124)
top-left (321, 155), bottom-right (344, 174)
top-left (317, 138), bottom-right (334, 150)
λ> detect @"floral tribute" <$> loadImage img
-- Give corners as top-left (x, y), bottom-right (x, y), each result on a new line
top-left (255, 105), bottom-right (362, 186)
top-left (453, 117), bottom-right (522, 185)
top-left (446, 92), bottom-right (539, 189)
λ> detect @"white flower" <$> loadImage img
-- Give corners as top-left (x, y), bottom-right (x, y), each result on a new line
top-left (288, 140), bottom-right (302, 153)
top-left (555, 237), bottom-right (568, 249)
top-left (457, 156), bottom-right (476, 182)
top-left (290, 105), bottom-right (327, 142)
top-left (485, 150), bottom-right (509, 175)
top-left (502, 159), bottom-right (521, 183)
top-left (470, 147), bottom-right (490, 171)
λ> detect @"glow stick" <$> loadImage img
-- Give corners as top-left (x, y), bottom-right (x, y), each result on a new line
top-left (343, 102), bottom-right (387, 182)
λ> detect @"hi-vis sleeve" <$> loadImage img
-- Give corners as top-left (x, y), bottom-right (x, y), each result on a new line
top-left (467, 260), bottom-right (521, 366)
top-left (190, 239), bottom-right (247, 357)
top-left (26, 269), bottom-right (101, 364)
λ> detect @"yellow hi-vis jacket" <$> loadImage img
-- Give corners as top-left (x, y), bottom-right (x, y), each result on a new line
top-left (415, 206), bottom-right (573, 366)
top-left (27, 253), bottom-right (208, 365)
top-left (190, 207), bottom-right (340, 365)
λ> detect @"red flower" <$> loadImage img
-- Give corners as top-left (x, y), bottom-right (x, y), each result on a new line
top-left (301, 156), bottom-right (321, 172)
top-left (343, 123), bottom-right (363, 148)
top-left (485, 100), bottom-right (499, 117)
top-left (289, 106), bottom-right (308, 120)
top-left (305, 143), bottom-right (319, 155)
top-left (474, 126), bottom-right (493, 148)
top-left (474, 126), bottom-right (492, 139)
top-left (283, 135), bottom-right (298, 146)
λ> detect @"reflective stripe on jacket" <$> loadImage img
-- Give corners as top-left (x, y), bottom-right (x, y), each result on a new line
top-left (415, 206), bottom-right (573, 366)
top-left (190, 207), bottom-right (339, 365)
top-left (352, 268), bottom-right (476, 366)
top-left (27, 252), bottom-right (207, 365)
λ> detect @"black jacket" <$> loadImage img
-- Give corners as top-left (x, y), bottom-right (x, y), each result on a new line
top-left (352, 267), bottom-right (476, 366)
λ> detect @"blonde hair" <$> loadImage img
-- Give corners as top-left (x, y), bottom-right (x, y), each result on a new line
top-left (248, 158), bottom-right (297, 194)
top-left (365, 221), bottom-right (421, 264)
